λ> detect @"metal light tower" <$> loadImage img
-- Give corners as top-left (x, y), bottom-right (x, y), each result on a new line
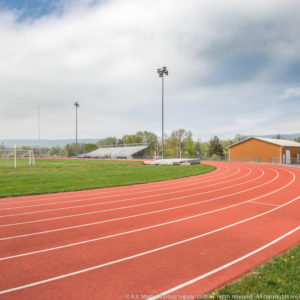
top-left (74, 101), bottom-right (79, 156)
top-left (38, 105), bottom-right (40, 142)
top-left (157, 66), bottom-right (168, 159)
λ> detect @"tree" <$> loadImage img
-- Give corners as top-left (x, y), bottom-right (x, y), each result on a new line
top-left (184, 137), bottom-right (195, 156)
top-left (233, 133), bottom-right (246, 144)
top-left (83, 143), bottom-right (97, 153)
top-left (47, 147), bottom-right (60, 156)
top-left (208, 136), bottom-right (224, 158)
top-left (221, 139), bottom-right (232, 157)
top-left (200, 142), bottom-right (209, 158)
top-left (170, 129), bottom-right (192, 147)
top-left (166, 148), bottom-right (176, 157)
top-left (136, 131), bottom-right (158, 156)
top-left (63, 143), bottom-right (83, 156)
top-left (193, 141), bottom-right (202, 158)
top-left (98, 137), bottom-right (118, 146)
top-left (295, 137), bottom-right (300, 143)
top-left (165, 129), bottom-right (193, 157)
top-left (34, 147), bottom-right (49, 156)
top-left (275, 134), bottom-right (282, 139)
top-left (120, 134), bottom-right (142, 145)
top-left (64, 144), bottom-right (75, 157)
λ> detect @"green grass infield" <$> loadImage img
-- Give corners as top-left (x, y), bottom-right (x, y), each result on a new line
top-left (0, 158), bottom-right (216, 198)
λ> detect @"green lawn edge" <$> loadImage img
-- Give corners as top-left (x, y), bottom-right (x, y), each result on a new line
top-left (204, 243), bottom-right (300, 299)
top-left (0, 159), bottom-right (216, 198)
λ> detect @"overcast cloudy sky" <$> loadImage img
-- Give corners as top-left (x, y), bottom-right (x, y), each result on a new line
top-left (0, 0), bottom-right (299, 141)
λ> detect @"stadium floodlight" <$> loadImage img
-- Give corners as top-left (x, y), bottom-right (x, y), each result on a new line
top-left (157, 66), bottom-right (168, 159)
top-left (74, 101), bottom-right (80, 156)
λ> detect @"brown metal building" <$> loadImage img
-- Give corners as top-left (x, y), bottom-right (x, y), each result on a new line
top-left (228, 137), bottom-right (300, 164)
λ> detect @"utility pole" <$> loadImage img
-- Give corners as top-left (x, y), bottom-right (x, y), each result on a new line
top-left (157, 66), bottom-right (168, 159)
top-left (38, 105), bottom-right (40, 141)
top-left (74, 101), bottom-right (79, 156)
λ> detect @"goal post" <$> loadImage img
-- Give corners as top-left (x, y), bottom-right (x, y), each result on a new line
top-left (28, 150), bottom-right (35, 166)
top-left (0, 146), bottom-right (36, 168)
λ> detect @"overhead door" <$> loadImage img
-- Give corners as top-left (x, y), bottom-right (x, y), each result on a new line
top-left (286, 150), bottom-right (291, 164)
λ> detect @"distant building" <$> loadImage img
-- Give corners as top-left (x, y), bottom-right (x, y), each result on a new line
top-left (228, 137), bottom-right (300, 164)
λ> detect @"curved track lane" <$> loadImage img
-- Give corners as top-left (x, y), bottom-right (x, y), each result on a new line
top-left (0, 162), bottom-right (299, 299)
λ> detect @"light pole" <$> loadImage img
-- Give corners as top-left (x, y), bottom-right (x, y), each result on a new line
top-left (177, 141), bottom-right (182, 158)
top-left (74, 101), bottom-right (79, 156)
top-left (157, 66), bottom-right (168, 159)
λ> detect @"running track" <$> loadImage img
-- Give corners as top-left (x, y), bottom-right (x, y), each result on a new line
top-left (0, 162), bottom-right (299, 299)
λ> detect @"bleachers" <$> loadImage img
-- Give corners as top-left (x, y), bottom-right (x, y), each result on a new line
top-left (80, 144), bottom-right (148, 159)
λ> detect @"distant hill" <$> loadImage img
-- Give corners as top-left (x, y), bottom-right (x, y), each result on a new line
top-left (0, 139), bottom-right (99, 148)
top-left (1, 133), bottom-right (300, 148)
top-left (246, 133), bottom-right (300, 140)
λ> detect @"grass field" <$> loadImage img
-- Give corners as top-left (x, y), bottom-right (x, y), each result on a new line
top-left (206, 244), bottom-right (300, 299)
top-left (0, 158), bottom-right (215, 198)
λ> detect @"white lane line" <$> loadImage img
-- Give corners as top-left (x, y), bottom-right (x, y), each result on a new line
top-left (0, 167), bottom-right (257, 227)
top-left (0, 167), bottom-right (249, 218)
top-left (0, 168), bottom-right (293, 257)
top-left (0, 166), bottom-right (236, 211)
top-left (0, 193), bottom-right (298, 295)
top-left (250, 201), bottom-right (279, 207)
top-left (0, 167), bottom-right (273, 240)
top-left (1, 176), bottom-right (296, 261)
top-left (147, 225), bottom-right (300, 300)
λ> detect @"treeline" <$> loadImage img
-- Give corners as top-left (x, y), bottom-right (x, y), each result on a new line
top-left (4, 131), bottom-right (300, 159)
top-left (40, 130), bottom-right (248, 159)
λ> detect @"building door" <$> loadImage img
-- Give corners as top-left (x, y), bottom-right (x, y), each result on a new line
top-left (286, 150), bottom-right (291, 164)
top-left (283, 154), bottom-right (286, 164)
top-left (297, 154), bottom-right (300, 164)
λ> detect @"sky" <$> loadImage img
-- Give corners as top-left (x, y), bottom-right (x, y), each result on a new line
top-left (0, 0), bottom-right (299, 141)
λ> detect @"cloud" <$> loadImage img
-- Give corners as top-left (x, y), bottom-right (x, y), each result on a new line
top-left (0, 0), bottom-right (300, 141)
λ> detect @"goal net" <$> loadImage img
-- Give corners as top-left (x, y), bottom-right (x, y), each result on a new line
top-left (0, 147), bottom-right (35, 168)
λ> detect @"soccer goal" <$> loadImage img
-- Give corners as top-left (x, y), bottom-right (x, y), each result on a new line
top-left (0, 146), bottom-right (35, 168)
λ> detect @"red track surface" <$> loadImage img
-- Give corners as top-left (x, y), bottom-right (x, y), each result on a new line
top-left (0, 162), bottom-right (299, 299)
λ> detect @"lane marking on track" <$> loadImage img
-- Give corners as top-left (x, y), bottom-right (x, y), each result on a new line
top-left (250, 201), bottom-right (279, 207)
top-left (147, 225), bottom-right (300, 300)
top-left (0, 165), bottom-right (229, 206)
top-left (0, 194), bottom-right (298, 295)
top-left (0, 167), bottom-right (252, 219)
top-left (0, 167), bottom-right (274, 240)
top-left (0, 167), bottom-right (257, 226)
top-left (0, 168), bottom-right (295, 259)
top-left (0, 166), bottom-right (236, 210)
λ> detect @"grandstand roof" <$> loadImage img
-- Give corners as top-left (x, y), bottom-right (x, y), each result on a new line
top-left (80, 144), bottom-right (148, 159)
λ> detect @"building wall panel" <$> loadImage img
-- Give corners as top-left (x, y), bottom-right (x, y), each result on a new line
top-left (229, 139), bottom-right (281, 163)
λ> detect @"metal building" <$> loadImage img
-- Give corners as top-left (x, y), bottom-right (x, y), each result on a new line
top-left (228, 137), bottom-right (300, 164)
